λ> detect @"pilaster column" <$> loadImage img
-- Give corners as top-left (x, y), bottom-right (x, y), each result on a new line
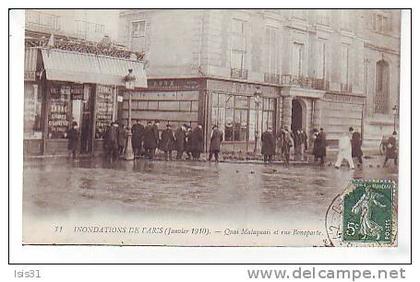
top-left (281, 95), bottom-right (293, 130)
top-left (313, 98), bottom-right (323, 129)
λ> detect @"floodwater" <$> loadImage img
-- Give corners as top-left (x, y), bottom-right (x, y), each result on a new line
top-left (23, 156), bottom-right (398, 222)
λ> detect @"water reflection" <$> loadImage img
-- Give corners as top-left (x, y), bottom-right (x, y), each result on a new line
top-left (23, 157), bottom-right (398, 221)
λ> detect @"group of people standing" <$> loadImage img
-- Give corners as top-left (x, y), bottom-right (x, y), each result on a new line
top-left (260, 127), bottom-right (310, 165)
top-left (102, 120), bottom-right (224, 163)
top-left (258, 126), bottom-right (379, 169)
top-left (68, 119), bottom-right (398, 168)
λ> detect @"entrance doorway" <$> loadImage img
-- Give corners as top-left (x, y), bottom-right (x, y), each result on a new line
top-left (291, 99), bottom-right (303, 132)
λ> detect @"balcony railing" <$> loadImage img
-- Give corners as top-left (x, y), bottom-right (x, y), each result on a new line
top-left (281, 74), bottom-right (330, 91)
top-left (231, 68), bottom-right (248, 80)
top-left (264, 73), bottom-right (280, 84)
top-left (312, 78), bottom-right (329, 90)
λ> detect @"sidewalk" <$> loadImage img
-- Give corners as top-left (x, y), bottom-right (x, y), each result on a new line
top-left (24, 150), bottom-right (387, 167)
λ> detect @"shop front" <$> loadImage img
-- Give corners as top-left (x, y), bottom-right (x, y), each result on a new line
top-left (23, 47), bottom-right (147, 156)
top-left (119, 78), bottom-right (206, 133)
top-left (119, 78), bottom-right (280, 154)
top-left (206, 79), bottom-right (280, 153)
top-left (24, 48), bottom-right (43, 155)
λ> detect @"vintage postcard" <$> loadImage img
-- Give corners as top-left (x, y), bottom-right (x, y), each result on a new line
top-left (17, 9), bottom-right (405, 248)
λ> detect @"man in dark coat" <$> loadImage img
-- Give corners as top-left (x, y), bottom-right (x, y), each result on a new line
top-left (160, 124), bottom-right (175, 160)
top-left (107, 122), bottom-right (119, 162)
top-left (261, 127), bottom-right (275, 163)
top-left (313, 128), bottom-right (326, 165)
top-left (278, 127), bottom-right (293, 166)
top-left (292, 130), bottom-right (302, 161)
top-left (143, 121), bottom-right (158, 159)
top-left (383, 131), bottom-right (398, 167)
top-left (190, 124), bottom-right (204, 160)
top-left (131, 120), bottom-right (144, 158)
top-left (350, 127), bottom-right (363, 165)
top-left (67, 121), bottom-right (79, 159)
top-left (117, 121), bottom-right (128, 156)
top-left (209, 125), bottom-right (223, 162)
top-left (174, 125), bottom-right (186, 159)
top-left (302, 130), bottom-right (308, 151)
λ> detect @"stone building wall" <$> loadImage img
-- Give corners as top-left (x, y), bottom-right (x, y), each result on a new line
top-left (118, 9), bottom-right (401, 147)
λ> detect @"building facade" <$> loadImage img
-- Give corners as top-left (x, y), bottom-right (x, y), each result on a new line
top-left (24, 10), bottom-right (147, 156)
top-left (25, 10), bottom-right (120, 42)
top-left (118, 9), bottom-right (400, 152)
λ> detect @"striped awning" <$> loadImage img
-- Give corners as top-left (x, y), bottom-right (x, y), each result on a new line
top-left (41, 48), bottom-right (147, 88)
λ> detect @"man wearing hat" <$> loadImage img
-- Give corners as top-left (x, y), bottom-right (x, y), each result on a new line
top-left (107, 121), bottom-right (119, 162)
top-left (261, 127), bottom-right (275, 163)
top-left (209, 124), bottom-right (223, 162)
top-left (160, 124), bottom-right (175, 160)
top-left (174, 124), bottom-right (187, 160)
top-left (143, 121), bottom-right (158, 159)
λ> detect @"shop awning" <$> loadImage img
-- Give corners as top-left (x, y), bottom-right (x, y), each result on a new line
top-left (41, 48), bottom-right (147, 88)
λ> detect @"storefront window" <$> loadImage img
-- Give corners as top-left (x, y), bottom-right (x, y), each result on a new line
top-left (24, 83), bottom-right (42, 139)
top-left (262, 98), bottom-right (276, 132)
top-left (95, 85), bottom-right (115, 139)
top-left (48, 84), bottom-right (71, 139)
top-left (212, 93), bottom-right (276, 143)
top-left (249, 98), bottom-right (262, 142)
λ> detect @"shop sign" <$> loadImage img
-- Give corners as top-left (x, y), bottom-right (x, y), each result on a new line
top-left (49, 84), bottom-right (84, 99)
top-left (148, 79), bottom-right (201, 91)
top-left (71, 85), bottom-right (84, 100)
top-left (48, 100), bottom-right (69, 138)
top-left (95, 85), bottom-right (115, 138)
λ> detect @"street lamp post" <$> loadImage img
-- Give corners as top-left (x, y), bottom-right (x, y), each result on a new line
top-left (253, 86), bottom-right (262, 154)
top-left (392, 105), bottom-right (398, 132)
top-left (123, 69), bottom-right (136, 160)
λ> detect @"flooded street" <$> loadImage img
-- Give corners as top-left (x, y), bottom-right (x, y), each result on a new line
top-left (23, 156), bottom-right (398, 223)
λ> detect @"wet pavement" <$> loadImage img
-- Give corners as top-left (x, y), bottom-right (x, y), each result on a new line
top-left (23, 155), bottom-right (398, 222)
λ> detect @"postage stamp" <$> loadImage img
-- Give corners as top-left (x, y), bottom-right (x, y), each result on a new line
top-left (325, 179), bottom-right (397, 247)
top-left (343, 180), bottom-right (394, 243)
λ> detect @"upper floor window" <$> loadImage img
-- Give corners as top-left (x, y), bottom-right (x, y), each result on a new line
top-left (340, 11), bottom-right (352, 31)
top-left (131, 21), bottom-right (146, 38)
top-left (292, 42), bottom-right (304, 77)
top-left (264, 26), bottom-right (279, 75)
top-left (76, 20), bottom-right (105, 39)
top-left (232, 18), bottom-right (246, 35)
top-left (373, 13), bottom-right (391, 33)
top-left (316, 10), bottom-right (330, 26)
top-left (130, 20), bottom-right (147, 51)
top-left (341, 45), bottom-right (350, 85)
top-left (95, 23), bottom-right (104, 33)
top-left (374, 60), bottom-right (390, 114)
top-left (231, 19), bottom-right (247, 71)
top-left (317, 39), bottom-right (327, 80)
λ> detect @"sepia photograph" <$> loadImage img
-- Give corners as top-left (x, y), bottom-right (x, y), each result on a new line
top-left (19, 9), bottom-right (403, 248)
